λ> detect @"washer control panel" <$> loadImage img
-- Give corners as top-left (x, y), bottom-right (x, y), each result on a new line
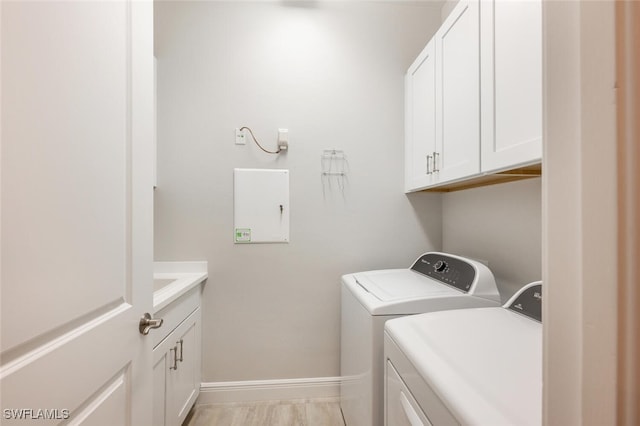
top-left (508, 283), bottom-right (542, 322)
top-left (411, 253), bottom-right (476, 293)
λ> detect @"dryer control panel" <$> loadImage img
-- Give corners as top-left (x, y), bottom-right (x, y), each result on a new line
top-left (410, 253), bottom-right (476, 293)
top-left (507, 283), bottom-right (542, 322)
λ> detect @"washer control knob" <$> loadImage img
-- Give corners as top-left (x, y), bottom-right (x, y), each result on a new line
top-left (434, 260), bottom-right (448, 273)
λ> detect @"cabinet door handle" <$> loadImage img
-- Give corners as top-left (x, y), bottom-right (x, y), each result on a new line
top-left (177, 339), bottom-right (184, 362)
top-left (433, 152), bottom-right (439, 172)
top-left (426, 155), bottom-right (432, 175)
top-left (169, 346), bottom-right (178, 370)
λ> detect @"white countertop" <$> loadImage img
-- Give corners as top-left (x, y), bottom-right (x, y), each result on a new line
top-left (153, 261), bottom-right (208, 313)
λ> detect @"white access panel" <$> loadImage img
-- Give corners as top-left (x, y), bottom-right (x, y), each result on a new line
top-left (234, 168), bottom-right (290, 243)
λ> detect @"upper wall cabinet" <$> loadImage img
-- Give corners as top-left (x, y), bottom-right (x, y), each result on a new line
top-left (434, 0), bottom-right (481, 184)
top-left (405, 0), bottom-right (542, 193)
top-left (405, 39), bottom-right (437, 191)
top-left (480, 0), bottom-right (542, 173)
top-left (405, 0), bottom-right (480, 192)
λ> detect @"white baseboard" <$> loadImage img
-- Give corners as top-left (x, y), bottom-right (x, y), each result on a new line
top-left (196, 376), bottom-right (342, 405)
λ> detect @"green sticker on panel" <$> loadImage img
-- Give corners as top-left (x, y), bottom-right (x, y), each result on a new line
top-left (235, 228), bottom-right (251, 243)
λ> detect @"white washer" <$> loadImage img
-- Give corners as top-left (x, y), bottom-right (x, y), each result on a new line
top-left (340, 252), bottom-right (502, 426)
top-left (384, 281), bottom-right (543, 426)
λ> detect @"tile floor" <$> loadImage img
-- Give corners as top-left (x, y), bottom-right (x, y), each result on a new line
top-left (184, 397), bottom-right (345, 426)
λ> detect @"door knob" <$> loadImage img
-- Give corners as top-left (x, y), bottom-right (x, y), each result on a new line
top-left (139, 313), bottom-right (163, 335)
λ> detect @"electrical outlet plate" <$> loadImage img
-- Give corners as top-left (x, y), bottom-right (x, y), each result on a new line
top-left (235, 128), bottom-right (246, 145)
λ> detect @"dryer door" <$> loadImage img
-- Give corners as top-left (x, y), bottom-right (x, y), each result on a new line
top-left (386, 361), bottom-right (432, 426)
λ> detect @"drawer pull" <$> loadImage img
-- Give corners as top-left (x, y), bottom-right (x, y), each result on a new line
top-left (169, 346), bottom-right (178, 370)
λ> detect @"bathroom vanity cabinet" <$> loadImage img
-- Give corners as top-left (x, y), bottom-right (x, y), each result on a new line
top-left (151, 263), bottom-right (207, 426)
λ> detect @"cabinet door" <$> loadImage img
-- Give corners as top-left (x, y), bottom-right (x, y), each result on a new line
top-left (480, 0), bottom-right (542, 172)
top-left (153, 306), bottom-right (201, 426)
top-left (153, 352), bottom-right (169, 426)
top-left (405, 39), bottom-right (437, 192)
top-left (167, 308), bottom-right (202, 426)
top-left (434, 0), bottom-right (480, 184)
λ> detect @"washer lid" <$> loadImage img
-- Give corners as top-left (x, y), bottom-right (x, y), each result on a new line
top-left (353, 269), bottom-right (460, 301)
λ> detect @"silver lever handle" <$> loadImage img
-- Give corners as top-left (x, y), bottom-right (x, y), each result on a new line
top-left (139, 313), bottom-right (163, 335)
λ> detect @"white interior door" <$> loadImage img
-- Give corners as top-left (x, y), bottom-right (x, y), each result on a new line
top-left (1, 1), bottom-right (155, 425)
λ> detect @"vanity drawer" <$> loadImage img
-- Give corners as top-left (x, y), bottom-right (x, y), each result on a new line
top-left (152, 285), bottom-right (201, 348)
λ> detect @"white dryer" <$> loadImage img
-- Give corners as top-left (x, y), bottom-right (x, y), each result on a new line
top-left (384, 281), bottom-right (543, 426)
top-left (340, 252), bottom-right (502, 426)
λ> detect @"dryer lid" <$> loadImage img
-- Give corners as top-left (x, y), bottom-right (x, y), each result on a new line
top-left (386, 307), bottom-right (542, 426)
top-left (353, 269), bottom-right (460, 302)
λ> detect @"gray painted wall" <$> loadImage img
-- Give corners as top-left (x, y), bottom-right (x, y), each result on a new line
top-left (442, 178), bottom-right (542, 302)
top-left (154, 1), bottom-right (443, 382)
top-left (154, 0), bottom-right (543, 383)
